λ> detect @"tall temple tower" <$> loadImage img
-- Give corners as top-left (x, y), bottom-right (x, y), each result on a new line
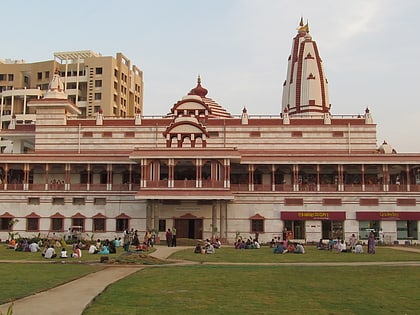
top-left (281, 18), bottom-right (330, 116)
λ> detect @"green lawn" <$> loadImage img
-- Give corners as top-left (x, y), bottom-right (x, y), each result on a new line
top-left (83, 264), bottom-right (420, 315)
top-left (169, 245), bottom-right (420, 263)
top-left (0, 264), bottom-right (100, 304)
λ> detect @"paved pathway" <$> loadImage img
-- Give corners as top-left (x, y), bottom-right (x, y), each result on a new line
top-left (0, 245), bottom-right (418, 315)
top-left (0, 246), bottom-right (187, 315)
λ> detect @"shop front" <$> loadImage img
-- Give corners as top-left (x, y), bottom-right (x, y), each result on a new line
top-left (281, 211), bottom-right (346, 243)
top-left (356, 211), bottom-right (420, 244)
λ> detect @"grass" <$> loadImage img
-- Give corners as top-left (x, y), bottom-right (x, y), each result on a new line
top-left (169, 245), bottom-right (420, 263)
top-left (1, 244), bottom-right (419, 314)
top-left (0, 263), bottom-right (100, 304)
top-left (83, 264), bottom-right (420, 315)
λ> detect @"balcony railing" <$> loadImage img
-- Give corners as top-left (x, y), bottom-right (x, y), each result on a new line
top-left (0, 182), bottom-right (419, 193)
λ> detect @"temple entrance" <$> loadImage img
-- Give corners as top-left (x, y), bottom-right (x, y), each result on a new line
top-left (175, 215), bottom-right (203, 239)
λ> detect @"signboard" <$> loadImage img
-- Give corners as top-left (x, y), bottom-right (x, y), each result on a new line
top-left (281, 211), bottom-right (346, 220)
top-left (356, 211), bottom-right (420, 221)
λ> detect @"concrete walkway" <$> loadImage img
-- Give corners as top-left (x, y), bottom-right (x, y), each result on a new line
top-left (0, 245), bottom-right (418, 315)
top-left (0, 245), bottom-right (187, 315)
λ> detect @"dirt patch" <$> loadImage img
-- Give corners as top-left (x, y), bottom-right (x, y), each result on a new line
top-left (107, 252), bottom-right (169, 265)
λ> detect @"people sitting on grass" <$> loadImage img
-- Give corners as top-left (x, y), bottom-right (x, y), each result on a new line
top-left (88, 243), bottom-right (99, 254)
top-left (212, 238), bottom-right (222, 249)
top-left (317, 239), bottom-right (327, 250)
top-left (29, 241), bottom-right (41, 252)
top-left (7, 239), bottom-right (17, 249)
top-left (98, 244), bottom-right (110, 255)
top-left (354, 242), bottom-right (363, 254)
top-left (72, 245), bottom-right (82, 258)
top-left (44, 245), bottom-right (57, 259)
top-left (194, 243), bottom-right (202, 254)
top-left (273, 242), bottom-right (287, 254)
top-left (60, 248), bottom-right (68, 258)
top-left (234, 237), bottom-right (260, 249)
top-left (205, 241), bottom-right (215, 254)
top-left (294, 243), bottom-right (305, 254)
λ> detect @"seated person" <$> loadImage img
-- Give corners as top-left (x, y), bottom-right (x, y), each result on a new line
top-left (72, 245), bottom-right (82, 258)
top-left (273, 243), bottom-right (286, 254)
top-left (29, 242), bottom-right (41, 252)
top-left (194, 243), bottom-right (202, 254)
top-left (286, 242), bottom-right (295, 253)
top-left (354, 243), bottom-right (363, 254)
top-left (269, 238), bottom-right (276, 248)
top-left (7, 239), bottom-right (17, 249)
top-left (44, 245), bottom-right (57, 259)
top-left (317, 239), bottom-right (326, 250)
top-left (212, 238), bottom-right (222, 249)
top-left (60, 248), bottom-right (68, 258)
top-left (205, 243), bottom-right (215, 254)
top-left (338, 240), bottom-right (349, 252)
top-left (98, 245), bottom-right (110, 255)
top-left (88, 244), bottom-right (98, 254)
top-left (294, 243), bottom-right (305, 254)
top-left (108, 241), bottom-right (116, 254)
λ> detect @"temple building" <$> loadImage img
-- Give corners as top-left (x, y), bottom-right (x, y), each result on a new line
top-left (0, 20), bottom-right (419, 245)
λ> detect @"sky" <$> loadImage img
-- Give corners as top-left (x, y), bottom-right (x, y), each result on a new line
top-left (2, 0), bottom-right (420, 152)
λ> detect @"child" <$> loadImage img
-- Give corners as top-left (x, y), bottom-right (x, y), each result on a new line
top-left (60, 248), bottom-right (68, 258)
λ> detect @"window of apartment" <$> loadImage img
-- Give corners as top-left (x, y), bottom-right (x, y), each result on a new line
top-left (51, 217), bottom-right (64, 232)
top-left (72, 218), bottom-right (85, 231)
top-left (114, 69), bottom-right (118, 77)
top-left (95, 80), bottom-right (102, 87)
top-left (67, 82), bottom-right (77, 89)
top-left (28, 197), bottom-right (40, 205)
top-left (94, 198), bottom-right (106, 205)
top-left (72, 197), bottom-right (85, 205)
top-left (24, 76), bottom-right (29, 85)
top-left (8, 74), bottom-right (14, 81)
top-left (45, 71), bottom-right (50, 79)
top-left (251, 219), bottom-right (264, 233)
top-left (52, 197), bottom-right (65, 205)
top-left (95, 67), bottom-right (103, 75)
top-left (159, 219), bottom-right (166, 232)
top-left (397, 221), bottom-right (418, 240)
top-left (27, 218), bottom-right (39, 231)
top-left (114, 82), bottom-right (118, 89)
top-left (0, 217), bottom-right (13, 231)
top-left (250, 214), bottom-right (265, 233)
top-left (0, 74), bottom-right (5, 81)
top-left (94, 93), bottom-right (102, 100)
top-left (37, 72), bottom-right (42, 80)
top-left (116, 218), bottom-right (129, 232)
top-left (93, 218), bottom-right (106, 232)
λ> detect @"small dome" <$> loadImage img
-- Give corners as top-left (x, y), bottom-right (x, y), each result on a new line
top-left (378, 141), bottom-right (396, 154)
top-left (188, 75), bottom-right (208, 97)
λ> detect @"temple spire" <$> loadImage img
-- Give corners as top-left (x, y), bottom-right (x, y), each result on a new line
top-left (281, 18), bottom-right (330, 116)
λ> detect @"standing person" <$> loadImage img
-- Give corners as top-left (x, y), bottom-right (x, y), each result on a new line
top-left (165, 228), bottom-right (173, 247)
top-left (123, 230), bottom-right (130, 252)
top-left (348, 234), bottom-right (357, 251)
top-left (171, 226), bottom-right (177, 247)
top-left (368, 231), bottom-right (376, 254)
top-left (379, 228), bottom-right (385, 245)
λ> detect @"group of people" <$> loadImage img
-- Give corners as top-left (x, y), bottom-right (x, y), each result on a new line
top-left (234, 237), bottom-right (260, 249)
top-left (316, 234), bottom-right (365, 254)
top-left (165, 227), bottom-right (177, 247)
top-left (273, 241), bottom-right (305, 254)
top-left (194, 238), bottom-right (221, 254)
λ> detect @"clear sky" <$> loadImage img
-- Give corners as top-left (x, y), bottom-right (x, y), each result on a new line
top-left (2, 0), bottom-right (419, 152)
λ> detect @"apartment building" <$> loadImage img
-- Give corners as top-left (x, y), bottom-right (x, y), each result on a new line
top-left (0, 51), bottom-right (143, 127)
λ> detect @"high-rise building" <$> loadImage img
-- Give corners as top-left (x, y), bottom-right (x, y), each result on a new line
top-left (0, 51), bottom-right (143, 128)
